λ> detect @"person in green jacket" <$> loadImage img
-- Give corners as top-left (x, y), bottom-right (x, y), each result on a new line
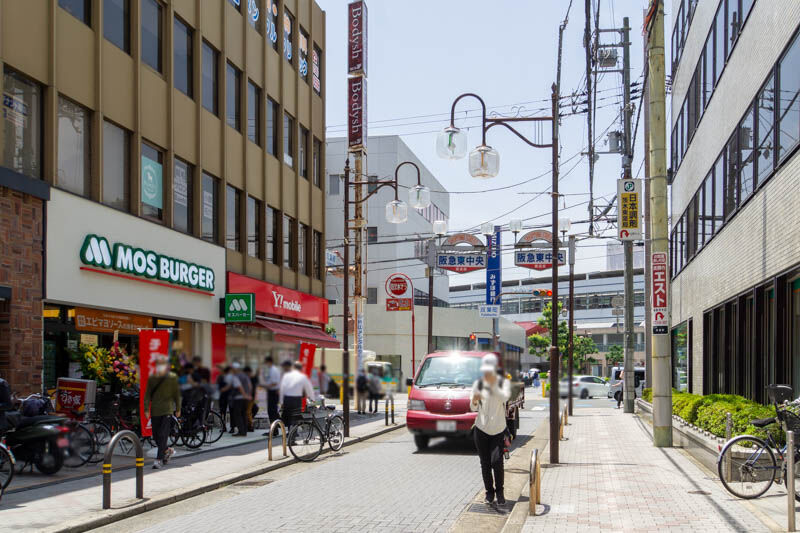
top-left (144, 354), bottom-right (181, 469)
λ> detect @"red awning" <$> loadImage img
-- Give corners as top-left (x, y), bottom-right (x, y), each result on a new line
top-left (255, 319), bottom-right (340, 348)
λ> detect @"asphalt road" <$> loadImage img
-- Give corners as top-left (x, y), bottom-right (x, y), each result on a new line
top-left (93, 393), bottom-right (547, 533)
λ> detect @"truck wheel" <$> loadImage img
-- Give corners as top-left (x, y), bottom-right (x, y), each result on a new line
top-left (414, 435), bottom-right (429, 451)
top-left (507, 409), bottom-right (518, 439)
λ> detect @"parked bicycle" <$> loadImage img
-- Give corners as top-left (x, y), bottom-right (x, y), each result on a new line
top-left (204, 409), bottom-right (225, 444)
top-left (0, 436), bottom-right (14, 492)
top-left (287, 399), bottom-right (344, 462)
top-left (717, 384), bottom-right (800, 500)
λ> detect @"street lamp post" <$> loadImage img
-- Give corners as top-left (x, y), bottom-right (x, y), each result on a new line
top-left (341, 160), bottom-right (430, 436)
top-left (427, 220), bottom-right (448, 354)
top-left (437, 88), bottom-right (561, 462)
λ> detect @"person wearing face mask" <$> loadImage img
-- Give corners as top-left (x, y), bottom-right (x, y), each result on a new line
top-left (144, 354), bottom-right (182, 469)
top-left (470, 353), bottom-right (511, 507)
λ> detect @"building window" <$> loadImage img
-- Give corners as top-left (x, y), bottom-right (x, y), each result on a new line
top-left (226, 62), bottom-right (242, 131)
top-left (57, 96), bottom-right (92, 198)
top-left (727, 0), bottom-right (741, 53)
top-left (226, 185), bottom-right (240, 251)
top-left (313, 230), bottom-right (322, 279)
top-left (298, 223), bottom-right (308, 275)
top-left (173, 158), bottom-right (192, 234)
top-left (266, 97), bottom-right (278, 156)
top-left (102, 121), bottom-right (129, 211)
top-left (312, 44), bottom-right (322, 96)
top-left (141, 141), bottom-right (164, 220)
top-left (247, 80), bottom-right (261, 145)
top-left (104, 0), bottom-right (130, 53)
top-left (174, 17), bottom-right (193, 98)
top-left (283, 214), bottom-right (296, 269)
top-left (227, 0), bottom-right (241, 11)
top-left (313, 137), bottom-right (322, 187)
top-left (713, 3), bottom-right (725, 86)
top-left (299, 125), bottom-right (308, 178)
top-left (757, 74), bottom-right (775, 187)
top-left (703, 171), bottom-right (714, 239)
top-left (778, 33), bottom-right (800, 162)
top-left (283, 9), bottom-right (294, 66)
top-left (367, 226), bottom-right (377, 244)
top-left (367, 288), bottom-right (377, 305)
top-left (2, 69), bottom-right (42, 179)
top-left (59, 0), bottom-right (91, 26)
top-left (266, 205), bottom-right (279, 264)
top-left (201, 172), bottom-right (219, 243)
top-left (141, 0), bottom-right (163, 73)
top-left (299, 27), bottom-right (309, 83)
top-left (247, 0), bottom-right (263, 34)
top-left (247, 196), bottom-right (261, 258)
top-left (328, 174), bottom-right (340, 196)
top-left (739, 104), bottom-right (755, 203)
top-left (725, 134), bottom-right (738, 219)
top-left (267, 0), bottom-right (278, 51)
top-left (283, 112), bottom-right (294, 167)
top-left (202, 41), bottom-right (219, 115)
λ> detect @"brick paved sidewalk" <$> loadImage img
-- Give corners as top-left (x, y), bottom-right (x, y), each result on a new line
top-left (522, 408), bottom-right (771, 533)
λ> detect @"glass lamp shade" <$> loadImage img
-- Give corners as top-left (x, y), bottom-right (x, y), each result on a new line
top-left (436, 126), bottom-right (468, 160)
top-left (386, 200), bottom-right (408, 224)
top-left (469, 145), bottom-right (500, 178)
top-left (480, 222), bottom-right (494, 236)
top-left (558, 217), bottom-right (572, 234)
top-left (509, 219), bottom-right (523, 234)
top-left (409, 184), bottom-right (431, 210)
top-left (432, 219), bottom-right (448, 236)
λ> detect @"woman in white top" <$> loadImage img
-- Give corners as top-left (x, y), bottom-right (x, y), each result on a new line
top-left (470, 353), bottom-right (511, 506)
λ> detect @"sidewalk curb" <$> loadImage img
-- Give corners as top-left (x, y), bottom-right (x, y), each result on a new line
top-left (50, 422), bottom-right (406, 533)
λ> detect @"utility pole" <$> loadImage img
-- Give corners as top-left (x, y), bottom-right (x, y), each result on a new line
top-left (353, 154), bottom-right (366, 416)
top-left (621, 17), bottom-right (635, 414)
top-left (426, 241), bottom-right (434, 354)
top-left (342, 160), bottom-right (351, 437)
top-left (643, 7), bottom-right (653, 391)
top-left (549, 83), bottom-right (560, 465)
top-left (583, 0), bottom-right (595, 235)
top-left (646, 0), bottom-right (673, 446)
top-left (568, 235), bottom-right (576, 416)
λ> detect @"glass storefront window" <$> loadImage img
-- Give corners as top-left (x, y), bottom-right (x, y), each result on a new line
top-left (672, 321), bottom-right (689, 392)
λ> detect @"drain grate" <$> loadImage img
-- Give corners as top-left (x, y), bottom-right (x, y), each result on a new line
top-left (467, 502), bottom-right (513, 515)
top-left (687, 490), bottom-right (711, 495)
top-left (234, 479), bottom-right (274, 488)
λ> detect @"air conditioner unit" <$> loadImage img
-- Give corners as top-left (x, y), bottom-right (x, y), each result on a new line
top-left (597, 48), bottom-right (618, 68)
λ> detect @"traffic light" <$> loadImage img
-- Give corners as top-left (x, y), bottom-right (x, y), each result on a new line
top-left (532, 289), bottom-right (553, 298)
top-left (469, 333), bottom-right (476, 343)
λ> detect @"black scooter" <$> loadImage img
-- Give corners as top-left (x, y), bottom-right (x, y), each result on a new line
top-left (0, 406), bottom-right (68, 478)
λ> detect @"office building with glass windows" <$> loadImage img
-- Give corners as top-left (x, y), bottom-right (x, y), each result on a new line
top-left (0, 0), bottom-right (328, 394)
top-left (669, 0), bottom-right (800, 401)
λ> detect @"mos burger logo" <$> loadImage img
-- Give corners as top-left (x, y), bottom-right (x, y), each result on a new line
top-left (79, 234), bottom-right (215, 292)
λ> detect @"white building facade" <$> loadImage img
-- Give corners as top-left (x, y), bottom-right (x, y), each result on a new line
top-left (669, 0), bottom-right (800, 401)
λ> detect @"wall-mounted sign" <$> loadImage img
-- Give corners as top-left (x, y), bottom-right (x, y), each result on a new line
top-left (79, 234), bottom-right (216, 292)
top-left (224, 293), bottom-right (255, 323)
top-left (267, 0), bottom-right (278, 47)
top-left (617, 179), bottom-right (642, 240)
top-left (348, 77), bottom-right (367, 151)
top-left (348, 1), bottom-right (367, 76)
top-left (283, 10), bottom-right (293, 62)
top-left (486, 226), bottom-right (501, 305)
top-left (514, 230), bottom-right (565, 271)
top-left (385, 273), bottom-right (413, 312)
top-left (228, 272), bottom-right (329, 324)
top-left (299, 29), bottom-right (309, 80)
top-left (141, 155), bottom-right (163, 210)
top-left (312, 44), bottom-right (322, 95)
top-left (436, 233), bottom-right (487, 273)
top-left (74, 307), bottom-right (153, 335)
top-left (651, 252), bottom-right (668, 335)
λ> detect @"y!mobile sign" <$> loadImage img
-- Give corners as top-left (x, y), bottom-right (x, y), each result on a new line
top-left (651, 252), bottom-right (668, 335)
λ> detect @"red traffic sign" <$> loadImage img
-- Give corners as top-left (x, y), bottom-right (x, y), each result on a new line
top-left (387, 276), bottom-right (408, 297)
top-left (386, 298), bottom-right (412, 312)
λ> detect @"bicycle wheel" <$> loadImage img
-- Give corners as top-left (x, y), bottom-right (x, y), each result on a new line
top-left (288, 421), bottom-right (323, 462)
top-left (168, 417), bottom-right (182, 447)
top-left (182, 424), bottom-right (207, 449)
top-left (326, 415), bottom-right (345, 452)
top-left (718, 435), bottom-right (776, 499)
top-left (63, 424), bottom-right (94, 468)
top-left (85, 421), bottom-right (112, 464)
top-left (0, 445), bottom-right (14, 490)
top-left (204, 410), bottom-right (225, 444)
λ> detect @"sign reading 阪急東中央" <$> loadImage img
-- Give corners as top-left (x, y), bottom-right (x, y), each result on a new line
top-left (141, 155), bottom-right (163, 210)
top-left (436, 233), bottom-right (487, 274)
top-left (651, 252), bottom-right (669, 335)
top-left (617, 178), bottom-right (642, 240)
top-left (224, 293), bottom-right (255, 323)
top-left (79, 234), bottom-right (216, 293)
top-left (514, 230), bottom-right (565, 271)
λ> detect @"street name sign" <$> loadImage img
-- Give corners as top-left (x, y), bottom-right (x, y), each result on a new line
top-left (479, 304), bottom-right (501, 318)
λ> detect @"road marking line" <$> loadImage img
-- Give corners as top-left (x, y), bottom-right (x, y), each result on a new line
top-left (531, 406), bottom-right (545, 411)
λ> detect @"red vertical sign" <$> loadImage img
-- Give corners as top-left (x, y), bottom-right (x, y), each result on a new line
top-left (348, 1), bottom-right (367, 75)
top-left (348, 77), bottom-right (367, 150)
top-left (298, 342), bottom-right (317, 410)
top-left (651, 252), bottom-right (668, 335)
top-left (138, 329), bottom-right (171, 437)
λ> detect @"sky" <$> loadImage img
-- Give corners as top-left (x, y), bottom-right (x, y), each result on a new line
top-left (317, 0), bottom-right (668, 287)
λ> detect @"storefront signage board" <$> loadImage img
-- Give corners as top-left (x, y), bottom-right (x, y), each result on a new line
top-left (228, 272), bottom-right (329, 325)
top-left (141, 156), bottom-right (163, 210)
top-left (348, 76), bottom-right (366, 151)
top-left (55, 377), bottom-right (97, 415)
top-left (651, 252), bottom-right (669, 335)
top-left (138, 329), bottom-right (171, 437)
top-left (74, 307), bottom-right (153, 335)
top-left (224, 293), bottom-right (255, 323)
top-left (348, 1), bottom-right (367, 75)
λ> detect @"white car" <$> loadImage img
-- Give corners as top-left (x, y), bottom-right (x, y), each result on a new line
top-left (560, 375), bottom-right (609, 399)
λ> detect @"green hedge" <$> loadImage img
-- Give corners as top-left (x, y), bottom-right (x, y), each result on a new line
top-left (642, 389), bottom-right (782, 443)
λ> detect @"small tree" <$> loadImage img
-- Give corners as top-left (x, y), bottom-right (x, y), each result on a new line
top-left (528, 302), bottom-right (598, 372)
top-left (569, 335), bottom-right (598, 372)
top-left (606, 344), bottom-right (624, 366)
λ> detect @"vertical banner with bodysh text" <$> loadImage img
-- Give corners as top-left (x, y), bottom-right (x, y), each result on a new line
top-left (138, 329), bottom-right (171, 437)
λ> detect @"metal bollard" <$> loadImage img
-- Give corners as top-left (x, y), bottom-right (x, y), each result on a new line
top-left (725, 412), bottom-right (732, 483)
top-left (267, 419), bottom-right (288, 461)
top-left (789, 430), bottom-right (796, 532)
top-left (102, 430), bottom-right (144, 510)
top-left (385, 396), bottom-right (389, 426)
top-left (529, 448), bottom-right (541, 515)
top-left (391, 395), bottom-right (395, 424)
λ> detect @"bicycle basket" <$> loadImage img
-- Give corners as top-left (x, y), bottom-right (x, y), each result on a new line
top-left (767, 384), bottom-right (794, 405)
top-left (779, 406), bottom-right (800, 433)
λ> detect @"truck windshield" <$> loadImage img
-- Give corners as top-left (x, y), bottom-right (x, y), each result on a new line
top-left (415, 356), bottom-right (482, 387)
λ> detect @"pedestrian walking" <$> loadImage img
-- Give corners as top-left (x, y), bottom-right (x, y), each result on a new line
top-left (356, 371), bottom-right (368, 414)
top-left (231, 363), bottom-right (252, 436)
top-left (367, 370), bottom-right (381, 414)
top-left (318, 365), bottom-right (331, 398)
top-left (259, 356), bottom-right (281, 436)
top-left (144, 354), bottom-right (181, 469)
top-left (470, 354), bottom-right (511, 506)
top-left (279, 360), bottom-right (314, 432)
top-left (533, 373), bottom-right (540, 388)
top-left (191, 356), bottom-right (210, 383)
top-left (613, 371), bottom-right (636, 408)
top-left (215, 364), bottom-right (231, 431)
